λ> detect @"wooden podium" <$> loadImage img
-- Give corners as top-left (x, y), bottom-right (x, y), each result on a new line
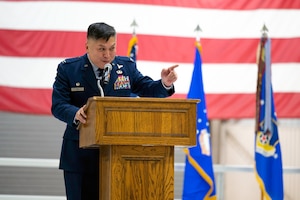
top-left (79, 97), bottom-right (198, 200)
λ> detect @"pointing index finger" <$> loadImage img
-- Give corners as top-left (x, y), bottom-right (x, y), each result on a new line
top-left (169, 64), bottom-right (179, 71)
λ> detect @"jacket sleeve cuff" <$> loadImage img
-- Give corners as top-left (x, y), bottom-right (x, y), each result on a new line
top-left (161, 80), bottom-right (173, 90)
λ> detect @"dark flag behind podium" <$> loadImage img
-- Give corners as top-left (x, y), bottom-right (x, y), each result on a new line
top-left (255, 35), bottom-right (284, 199)
top-left (182, 41), bottom-right (216, 200)
top-left (127, 33), bottom-right (138, 97)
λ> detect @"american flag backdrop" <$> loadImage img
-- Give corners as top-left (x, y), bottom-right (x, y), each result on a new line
top-left (0, 0), bottom-right (300, 118)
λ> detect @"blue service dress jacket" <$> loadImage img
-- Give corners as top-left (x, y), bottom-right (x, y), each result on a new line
top-left (51, 53), bottom-right (175, 173)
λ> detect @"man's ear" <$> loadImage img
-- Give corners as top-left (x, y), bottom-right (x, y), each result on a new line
top-left (85, 40), bottom-right (89, 51)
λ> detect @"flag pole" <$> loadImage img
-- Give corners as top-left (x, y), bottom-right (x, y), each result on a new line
top-left (257, 23), bottom-right (269, 200)
top-left (194, 24), bottom-right (202, 54)
top-left (130, 19), bottom-right (138, 36)
top-left (261, 24), bottom-right (268, 39)
top-left (256, 24), bottom-right (268, 134)
top-left (194, 24), bottom-right (202, 42)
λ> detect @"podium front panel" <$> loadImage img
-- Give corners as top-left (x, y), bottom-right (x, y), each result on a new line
top-left (100, 145), bottom-right (174, 200)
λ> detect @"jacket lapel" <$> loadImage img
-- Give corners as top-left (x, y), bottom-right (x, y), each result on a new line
top-left (81, 55), bottom-right (100, 94)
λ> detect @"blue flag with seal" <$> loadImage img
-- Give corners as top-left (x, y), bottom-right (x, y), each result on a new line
top-left (255, 36), bottom-right (283, 200)
top-left (182, 41), bottom-right (216, 200)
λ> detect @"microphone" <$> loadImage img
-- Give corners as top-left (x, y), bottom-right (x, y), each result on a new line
top-left (103, 63), bottom-right (112, 84)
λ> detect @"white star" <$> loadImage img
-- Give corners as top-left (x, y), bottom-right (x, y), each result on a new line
top-left (198, 118), bottom-right (202, 123)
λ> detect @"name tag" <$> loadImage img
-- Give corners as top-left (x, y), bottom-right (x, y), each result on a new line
top-left (71, 87), bottom-right (84, 92)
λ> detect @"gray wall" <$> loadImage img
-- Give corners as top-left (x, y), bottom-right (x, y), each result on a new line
top-left (0, 112), bottom-right (65, 196)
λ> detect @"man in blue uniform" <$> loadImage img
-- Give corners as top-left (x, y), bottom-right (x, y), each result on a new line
top-left (51, 22), bottom-right (178, 200)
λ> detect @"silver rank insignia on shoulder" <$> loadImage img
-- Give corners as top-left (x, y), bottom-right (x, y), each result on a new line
top-left (116, 70), bottom-right (123, 74)
top-left (84, 64), bottom-right (88, 68)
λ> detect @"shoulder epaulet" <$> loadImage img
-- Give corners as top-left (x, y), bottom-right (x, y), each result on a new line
top-left (60, 56), bottom-right (81, 65)
top-left (116, 56), bottom-right (135, 63)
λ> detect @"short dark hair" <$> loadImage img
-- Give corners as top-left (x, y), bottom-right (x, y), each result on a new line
top-left (87, 22), bottom-right (116, 41)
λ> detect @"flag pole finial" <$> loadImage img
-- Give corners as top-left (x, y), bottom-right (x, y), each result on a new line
top-left (194, 24), bottom-right (202, 41)
top-left (261, 24), bottom-right (268, 38)
top-left (130, 19), bottom-right (138, 35)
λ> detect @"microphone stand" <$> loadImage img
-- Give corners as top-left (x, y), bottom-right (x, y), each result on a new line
top-left (97, 79), bottom-right (104, 97)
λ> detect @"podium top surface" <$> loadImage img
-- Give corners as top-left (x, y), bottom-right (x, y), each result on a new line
top-left (86, 96), bottom-right (199, 105)
top-left (80, 96), bottom-right (199, 147)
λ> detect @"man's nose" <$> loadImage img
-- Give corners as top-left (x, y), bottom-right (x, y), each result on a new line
top-left (104, 49), bottom-right (111, 56)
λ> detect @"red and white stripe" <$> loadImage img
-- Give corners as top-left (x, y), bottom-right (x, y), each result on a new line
top-left (1, 0), bottom-right (300, 118)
